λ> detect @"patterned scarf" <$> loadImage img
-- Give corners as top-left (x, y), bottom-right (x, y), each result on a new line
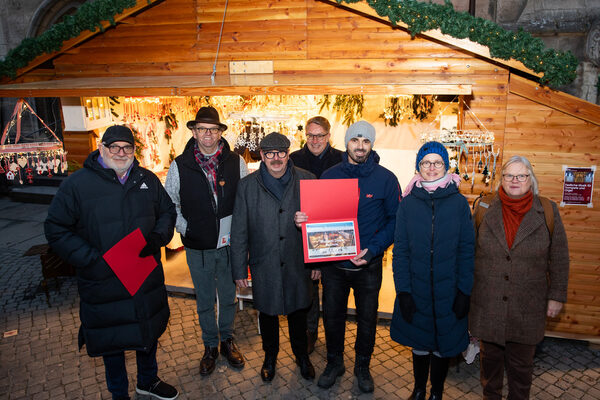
top-left (498, 186), bottom-right (533, 249)
top-left (194, 141), bottom-right (223, 199)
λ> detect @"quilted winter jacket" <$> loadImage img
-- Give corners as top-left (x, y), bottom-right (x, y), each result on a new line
top-left (44, 150), bottom-right (176, 356)
top-left (390, 183), bottom-right (475, 357)
top-left (469, 195), bottom-right (569, 346)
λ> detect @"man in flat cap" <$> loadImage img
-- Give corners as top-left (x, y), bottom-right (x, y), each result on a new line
top-left (230, 132), bottom-right (320, 382)
top-left (45, 125), bottom-right (178, 400)
top-left (295, 120), bottom-right (400, 393)
top-left (165, 106), bottom-right (248, 376)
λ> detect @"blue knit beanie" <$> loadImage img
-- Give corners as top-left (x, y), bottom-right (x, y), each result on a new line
top-left (415, 141), bottom-right (449, 171)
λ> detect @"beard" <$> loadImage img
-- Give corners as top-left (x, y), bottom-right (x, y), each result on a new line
top-left (104, 156), bottom-right (134, 176)
top-left (348, 149), bottom-right (369, 164)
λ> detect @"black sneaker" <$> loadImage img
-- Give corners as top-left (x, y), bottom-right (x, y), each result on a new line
top-left (136, 379), bottom-right (178, 400)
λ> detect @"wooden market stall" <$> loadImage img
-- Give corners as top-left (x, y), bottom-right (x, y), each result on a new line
top-left (0, 0), bottom-right (598, 342)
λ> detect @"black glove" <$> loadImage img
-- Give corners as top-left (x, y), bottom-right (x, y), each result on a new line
top-left (139, 233), bottom-right (163, 257)
top-left (397, 292), bottom-right (417, 323)
top-left (452, 290), bottom-right (470, 320)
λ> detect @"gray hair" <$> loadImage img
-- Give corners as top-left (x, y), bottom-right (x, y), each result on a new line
top-left (498, 155), bottom-right (539, 195)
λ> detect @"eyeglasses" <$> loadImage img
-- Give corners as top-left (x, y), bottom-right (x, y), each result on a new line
top-left (502, 174), bottom-right (530, 182)
top-left (306, 133), bottom-right (328, 141)
top-left (419, 160), bottom-right (445, 169)
top-left (104, 144), bottom-right (134, 155)
top-left (192, 126), bottom-right (221, 134)
top-left (264, 150), bottom-right (288, 159)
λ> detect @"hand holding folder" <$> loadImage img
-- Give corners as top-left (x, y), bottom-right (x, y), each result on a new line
top-left (102, 228), bottom-right (158, 296)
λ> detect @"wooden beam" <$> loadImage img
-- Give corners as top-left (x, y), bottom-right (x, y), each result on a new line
top-left (322, 0), bottom-right (542, 79)
top-left (3, 0), bottom-right (163, 81)
top-left (0, 73), bottom-right (474, 97)
top-left (509, 74), bottom-right (600, 126)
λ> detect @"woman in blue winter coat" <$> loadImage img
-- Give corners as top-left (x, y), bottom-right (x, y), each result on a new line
top-left (390, 141), bottom-right (475, 400)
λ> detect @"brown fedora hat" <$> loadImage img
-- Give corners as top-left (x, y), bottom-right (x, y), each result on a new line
top-left (186, 106), bottom-right (228, 131)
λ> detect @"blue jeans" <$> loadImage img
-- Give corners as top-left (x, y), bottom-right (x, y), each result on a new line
top-left (103, 341), bottom-right (158, 399)
top-left (185, 246), bottom-right (236, 347)
top-left (321, 256), bottom-right (383, 358)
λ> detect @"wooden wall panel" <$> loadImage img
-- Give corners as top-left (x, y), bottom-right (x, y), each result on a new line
top-left (504, 92), bottom-right (600, 338)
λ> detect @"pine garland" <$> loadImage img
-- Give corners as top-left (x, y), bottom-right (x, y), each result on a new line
top-left (0, 0), bottom-right (578, 88)
top-left (338, 0), bottom-right (578, 88)
top-left (0, 0), bottom-right (139, 79)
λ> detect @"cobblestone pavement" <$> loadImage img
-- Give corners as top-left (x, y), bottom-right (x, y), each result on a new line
top-left (1, 197), bottom-right (599, 399)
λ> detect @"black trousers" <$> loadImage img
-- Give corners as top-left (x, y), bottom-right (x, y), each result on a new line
top-left (259, 307), bottom-right (309, 359)
top-left (321, 257), bottom-right (383, 358)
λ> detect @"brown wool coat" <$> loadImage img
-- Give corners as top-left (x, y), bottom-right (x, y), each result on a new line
top-left (469, 195), bottom-right (569, 346)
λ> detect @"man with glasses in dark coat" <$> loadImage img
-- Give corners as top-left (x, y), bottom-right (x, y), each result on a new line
top-left (45, 125), bottom-right (178, 400)
top-left (231, 132), bottom-right (320, 383)
top-left (289, 116), bottom-right (343, 354)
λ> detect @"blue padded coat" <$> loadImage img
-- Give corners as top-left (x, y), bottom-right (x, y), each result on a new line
top-left (390, 183), bottom-right (474, 357)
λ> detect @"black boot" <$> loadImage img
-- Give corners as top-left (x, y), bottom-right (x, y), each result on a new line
top-left (409, 353), bottom-right (430, 400)
top-left (429, 355), bottom-right (449, 400)
top-left (354, 355), bottom-right (374, 393)
top-left (296, 355), bottom-right (315, 380)
top-left (260, 353), bottom-right (277, 382)
top-left (317, 353), bottom-right (345, 389)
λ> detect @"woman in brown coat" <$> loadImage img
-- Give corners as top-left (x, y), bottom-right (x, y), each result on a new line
top-left (469, 155), bottom-right (569, 399)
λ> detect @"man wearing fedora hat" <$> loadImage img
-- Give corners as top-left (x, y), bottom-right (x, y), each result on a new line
top-left (165, 106), bottom-right (248, 376)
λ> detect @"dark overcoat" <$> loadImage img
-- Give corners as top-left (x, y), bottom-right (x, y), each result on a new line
top-left (469, 195), bottom-right (569, 346)
top-left (390, 184), bottom-right (475, 357)
top-left (45, 151), bottom-right (175, 356)
top-left (230, 164), bottom-right (316, 316)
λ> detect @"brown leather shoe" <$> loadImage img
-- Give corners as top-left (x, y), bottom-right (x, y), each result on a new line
top-left (220, 338), bottom-right (245, 368)
top-left (199, 346), bottom-right (219, 376)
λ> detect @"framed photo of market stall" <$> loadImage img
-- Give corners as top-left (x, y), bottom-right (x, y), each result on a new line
top-left (1, 0), bottom-right (598, 343)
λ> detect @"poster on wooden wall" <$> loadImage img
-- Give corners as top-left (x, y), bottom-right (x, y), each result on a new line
top-left (561, 166), bottom-right (596, 207)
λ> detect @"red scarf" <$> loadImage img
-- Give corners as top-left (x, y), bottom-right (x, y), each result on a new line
top-left (498, 186), bottom-right (533, 249)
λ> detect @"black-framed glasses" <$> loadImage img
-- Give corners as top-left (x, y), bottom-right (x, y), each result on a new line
top-left (306, 133), bottom-right (328, 141)
top-left (502, 174), bottom-right (530, 182)
top-left (419, 160), bottom-right (445, 169)
top-left (192, 126), bottom-right (221, 134)
top-left (264, 150), bottom-right (288, 159)
top-left (105, 144), bottom-right (134, 155)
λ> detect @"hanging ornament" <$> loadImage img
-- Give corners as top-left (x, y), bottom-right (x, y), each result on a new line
top-left (18, 156), bottom-right (27, 169)
top-left (6, 171), bottom-right (15, 180)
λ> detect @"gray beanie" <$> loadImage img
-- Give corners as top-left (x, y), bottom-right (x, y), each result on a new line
top-left (344, 120), bottom-right (376, 147)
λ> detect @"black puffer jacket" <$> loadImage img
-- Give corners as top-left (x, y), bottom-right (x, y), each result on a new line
top-left (45, 150), bottom-right (175, 356)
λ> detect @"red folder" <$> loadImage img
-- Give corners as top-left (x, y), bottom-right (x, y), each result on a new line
top-left (300, 179), bottom-right (360, 263)
top-left (102, 228), bottom-right (158, 296)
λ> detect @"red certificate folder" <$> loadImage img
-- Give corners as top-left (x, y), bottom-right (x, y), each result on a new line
top-left (300, 179), bottom-right (360, 263)
top-left (102, 228), bottom-right (158, 296)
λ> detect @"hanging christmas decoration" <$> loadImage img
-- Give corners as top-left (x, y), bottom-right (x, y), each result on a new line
top-left (318, 95), bottom-right (364, 126)
top-left (1, 98), bottom-right (67, 185)
top-left (380, 95), bottom-right (436, 126)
